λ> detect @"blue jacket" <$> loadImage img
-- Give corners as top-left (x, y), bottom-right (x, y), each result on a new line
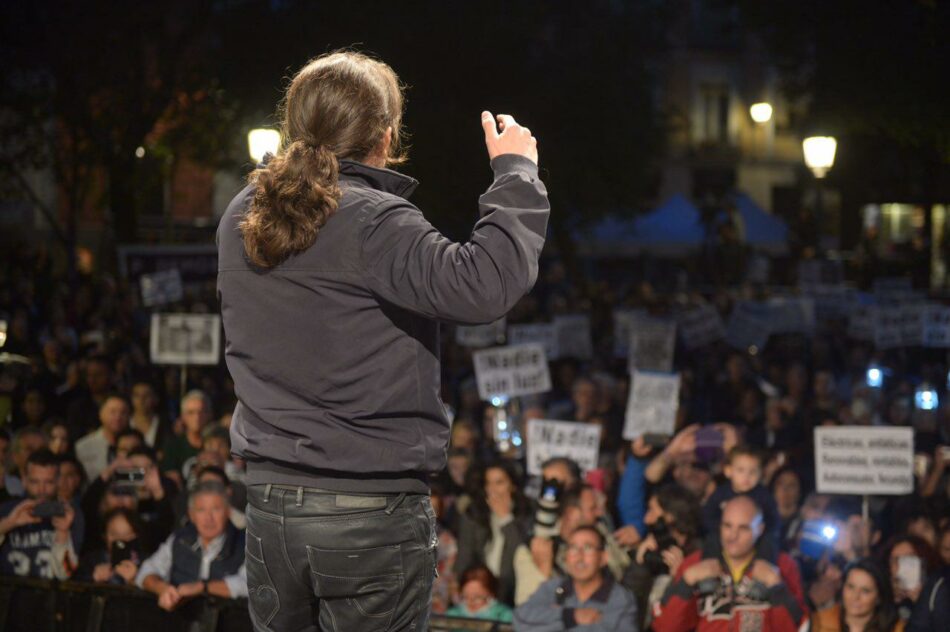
top-left (514, 571), bottom-right (638, 631)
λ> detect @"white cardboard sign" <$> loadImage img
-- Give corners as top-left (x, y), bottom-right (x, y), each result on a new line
top-left (814, 426), bottom-right (914, 495)
top-left (140, 269), bottom-right (184, 308)
top-left (507, 323), bottom-right (558, 360)
top-left (726, 302), bottom-right (771, 351)
top-left (472, 343), bottom-right (551, 401)
top-left (553, 315), bottom-right (593, 360)
top-left (629, 319), bottom-right (676, 373)
top-left (623, 370), bottom-right (680, 440)
top-left (149, 313), bottom-right (221, 366)
top-left (526, 419), bottom-right (602, 476)
top-left (456, 318), bottom-right (507, 348)
top-left (613, 309), bottom-right (647, 357)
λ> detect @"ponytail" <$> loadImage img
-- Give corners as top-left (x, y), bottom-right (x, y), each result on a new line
top-left (240, 141), bottom-right (342, 269)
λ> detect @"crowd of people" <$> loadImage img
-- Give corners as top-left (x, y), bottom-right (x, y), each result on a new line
top-left (1, 242), bottom-right (949, 631)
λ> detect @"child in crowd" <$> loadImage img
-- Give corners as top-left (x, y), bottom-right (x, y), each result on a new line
top-left (702, 445), bottom-right (780, 548)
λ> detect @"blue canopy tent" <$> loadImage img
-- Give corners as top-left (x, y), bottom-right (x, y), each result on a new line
top-left (730, 192), bottom-right (789, 255)
top-left (583, 194), bottom-right (705, 257)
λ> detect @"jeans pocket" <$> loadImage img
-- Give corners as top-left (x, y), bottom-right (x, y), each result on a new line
top-left (246, 531), bottom-right (280, 627)
top-left (307, 544), bottom-right (404, 629)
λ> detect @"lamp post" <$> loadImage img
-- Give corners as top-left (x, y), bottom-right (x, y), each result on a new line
top-left (750, 102), bottom-right (773, 124)
top-left (248, 128), bottom-right (281, 164)
top-left (802, 136), bottom-right (837, 253)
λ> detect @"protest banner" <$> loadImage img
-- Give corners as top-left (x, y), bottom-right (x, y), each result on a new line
top-left (815, 426), bottom-right (914, 495)
top-left (677, 304), bottom-right (725, 350)
top-left (553, 314), bottom-right (593, 360)
top-left (623, 370), bottom-right (680, 440)
top-left (613, 309), bottom-right (647, 357)
top-left (507, 323), bottom-right (558, 359)
top-left (629, 319), bottom-right (676, 373)
top-left (526, 419), bottom-right (601, 476)
top-left (140, 269), bottom-right (184, 308)
top-left (726, 301), bottom-right (771, 352)
top-left (149, 313), bottom-right (221, 366)
top-left (456, 318), bottom-right (506, 348)
top-left (472, 343), bottom-right (551, 401)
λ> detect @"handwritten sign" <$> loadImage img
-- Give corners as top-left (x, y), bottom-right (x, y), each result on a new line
top-left (623, 370), bottom-right (680, 440)
top-left (472, 344), bottom-right (551, 401)
top-left (140, 269), bottom-right (184, 308)
top-left (149, 313), bottom-right (221, 366)
top-left (815, 426), bottom-right (914, 495)
top-left (613, 309), bottom-right (647, 357)
top-left (677, 305), bottom-right (725, 350)
top-left (526, 419), bottom-right (601, 476)
top-left (629, 319), bottom-right (676, 373)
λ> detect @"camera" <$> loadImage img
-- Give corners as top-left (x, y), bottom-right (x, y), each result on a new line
top-left (643, 518), bottom-right (679, 575)
top-left (110, 539), bottom-right (141, 566)
top-left (32, 501), bottom-right (65, 519)
top-left (533, 477), bottom-right (563, 539)
top-left (694, 427), bottom-right (723, 463)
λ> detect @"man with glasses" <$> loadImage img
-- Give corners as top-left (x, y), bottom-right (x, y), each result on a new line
top-left (514, 526), bottom-right (638, 630)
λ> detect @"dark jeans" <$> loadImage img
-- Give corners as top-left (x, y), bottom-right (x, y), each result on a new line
top-left (245, 484), bottom-right (437, 631)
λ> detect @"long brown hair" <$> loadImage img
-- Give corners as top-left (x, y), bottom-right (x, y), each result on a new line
top-left (240, 51), bottom-right (406, 268)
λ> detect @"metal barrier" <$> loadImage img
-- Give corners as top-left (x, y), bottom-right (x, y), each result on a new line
top-left (0, 577), bottom-right (514, 632)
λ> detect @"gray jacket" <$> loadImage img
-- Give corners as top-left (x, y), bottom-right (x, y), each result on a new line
top-left (514, 572), bottom-right (639, 631)
top-left (217, 155), bottom-right (549, 492)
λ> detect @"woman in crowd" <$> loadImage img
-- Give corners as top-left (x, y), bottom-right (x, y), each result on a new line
top-left (810, 558), bottom-right (902, 632)
top-left (42, 419), bottom-right (72, 456)
top-left (446, 565), bottom-right (514, 628)
top-left (884, 534), bottom-right (943, 624)
top-left (75, 507), bottom-right (146, 585)
top-left (453, 460), bottom-right (531, 606)
top-left (771, 465), bottom-right (804, 551)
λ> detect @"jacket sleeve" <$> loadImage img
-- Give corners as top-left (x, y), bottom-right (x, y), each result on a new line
top-left (514, 544), bottom-right (550, 606)
top-left (593, 587), bottom-right (639, 632)
top-left (768, 554), bottom-right (808, 630)
top-left (651, 555), bottom-right (701, 632)
top-left (513, 579), bottom-right (569, 631)
top-left (360, 154), bottom-right (549, 325)
top-left (616, 455), bottom-right (647, 536)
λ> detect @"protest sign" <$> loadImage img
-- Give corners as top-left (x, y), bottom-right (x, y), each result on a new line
top-left (149, 313), bottom-right (221, 366)
top-left (873, 306), bottom-right (904, 349)
top-left (677, 304), bottom-right (725, 350)
top-left (623, 370), bottom-right (680, 440)
top-left (629, 319), bottom-right (676, 373)
top-left (767, 297), bottom-right (816, 335)
top-left (613, 309), bottom-right (647, 357)
top-left (726, 301), bottom-right (771, 352)
top-left (900, 303), bottom-right (928, 347)
top-left (923, 305), bottom-right (950, 348)
top-left (526, 419), bottom-right (601, 476)
top-left (507, 323), bottom-right (558, 359)
top-left (848, 305), bottom-right (875, 341)
top-left (472, 343), bottom-right (551, 401)
top-left (815, 426), bottom-right (914, 495)
top-left (140, 269), bottom-right (184, 308)
top-left (456, 318), bottom-right (506, 348)
top-left (553, 315), bottom-right (593, 360)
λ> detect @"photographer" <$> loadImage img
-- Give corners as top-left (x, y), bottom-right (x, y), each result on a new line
top-left (653, 495), bottom-right (807, 632)
top-left (0, 449), bottom-right (83, 578)
top-left (623, 484), bottom-right (702, 631)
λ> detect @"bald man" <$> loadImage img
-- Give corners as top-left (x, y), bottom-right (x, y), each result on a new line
top-left (652, 495), bottom-right (807, 632)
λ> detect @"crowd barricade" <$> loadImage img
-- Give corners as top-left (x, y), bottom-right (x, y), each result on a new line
top-left (0, 576), bottom-right (514, 632)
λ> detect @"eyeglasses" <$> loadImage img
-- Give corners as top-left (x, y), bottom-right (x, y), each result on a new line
top-left (566, 543), bottom-right (604, 555)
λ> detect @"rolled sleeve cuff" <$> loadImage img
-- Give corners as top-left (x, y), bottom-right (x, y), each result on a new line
top-left (489, 154), bottom-right (539, 179)
top-left (223, 564), bottom-right (247, 598)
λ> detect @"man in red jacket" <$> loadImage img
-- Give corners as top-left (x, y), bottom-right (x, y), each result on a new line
top-left (652, 495), bottom-right (807, 631)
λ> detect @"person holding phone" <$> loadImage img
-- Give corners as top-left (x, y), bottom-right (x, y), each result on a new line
top-left (0, 449), bottom-right (83, 579)
top-left (216, 50), bottom-right (547, 631)
top-left (75, 507), bottom-right (144, 585)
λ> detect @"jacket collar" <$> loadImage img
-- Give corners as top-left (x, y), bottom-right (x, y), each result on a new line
top-left (339, 159), bottom-right (418, 200)
top-left (559, 569), bottom-right (614, 604)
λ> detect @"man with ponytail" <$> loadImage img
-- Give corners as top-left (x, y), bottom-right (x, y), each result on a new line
top-left (216, 51), bottom-right (548, 631)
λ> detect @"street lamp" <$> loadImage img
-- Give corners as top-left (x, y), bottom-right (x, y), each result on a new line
top-left (247, 128), bottom-right (281, 164)
top-left (802, 136), bottom-right (837, 178)
top-left (750, 102), bottom-right (773, 124)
